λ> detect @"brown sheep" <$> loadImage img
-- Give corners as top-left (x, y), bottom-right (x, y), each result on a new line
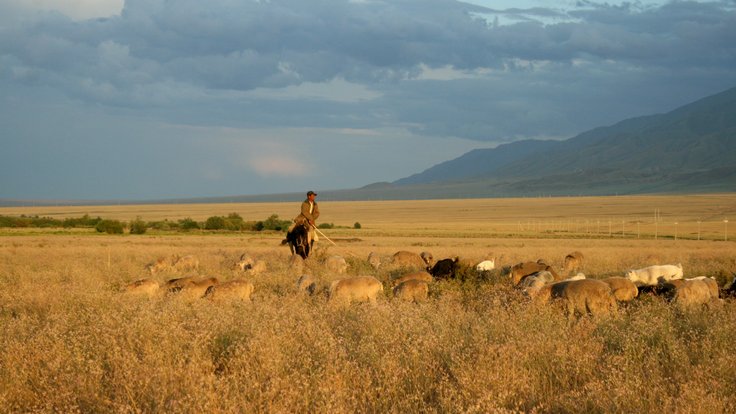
top-left (367, 252), bottom-right (382, 269)
top-left (393, 280), bottom-right (429, 303)
top-left (289, 255), bottom-right (305, 274)
top-left (662, 277), bottom-right (720, 308)
top-left (562, 251), bottom-right (584, 273)
top-left (168, 276), bottom-right (219, 299)
top-left (232, 253), bottom-right (255, 271)
top-left (600, 277), bottom-right (639, 302)
top-left (296, 274), bottom-right (317, 295)
top-left (510, 261), bottom-right (561, 286)
top-left (420, 251), bottom-right (435, 267)
top-left (527, 279), bottom-right (617, 318)
top-left (204, 279), bottom-right (254, 302)
top-left (324, 255), bottom-right (348, 274)
top-left (389, 251), bottom-right (427, 270)
top-left (328, 276), bottom-right (383, 305)
top-left (123, 278), bottom-right (160, 297)
top-left (391, 270), bottom-right (434, 287)
top-left (147, 254), bottom-right (199, 275)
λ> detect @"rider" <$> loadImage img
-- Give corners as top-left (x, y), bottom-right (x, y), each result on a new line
top-left (292, 190), bottom-right (320, 249)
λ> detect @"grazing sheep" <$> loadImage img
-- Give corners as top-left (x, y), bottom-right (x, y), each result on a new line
top-left (123, 278), bottom-right (160, 297)
top-left (510, 261), bottom-right (561, 286)
top-left (324, 255), bottom-right (348, 274)
top-left (688, 276), bottom-right (719, 299)
top-left (625, 264), bottom-right (683, 286)
top-left (662, 278), bottom-right (719, 308)
top-left (420, 251), bottom-right (435, 267)
top-left (527, 279), bottom-right (617, 318)
top-left (147, 255), bottom-right (199, 275)
top-left (204, 279), bottom-right (254, 302)
top-left (367, 252), bottom-right (382, 270)
top-left (296, 274), bottom-right (317, 295)
top-left (392, 270), bottom-right (434, 287)
top-left (562, 251), bottom-right (584, 273)
top-left (328, 276), bottom-right (383, 305)
top-left (232, 253), bottom-right (255, 271)
top-left (722, 274), bottom-right (736, 298)
top-left (389, 251), bottom-right (427, 269)
top-left (517, 271), bottom-right (556, 289)
top-left (393, 280), bottom-right (429, 303)
top-left (168, 277), bottom-right (219, 299)
top-left (245, 260), bottom-right (267, 276)
top-left (600, 277), bottom-right (639, 302)
top-left (289, 255), bottom-right (305, 273)
top-left (475, 259), bottom-right (496, 273)
top-left (428, 257), bottom-right (459, 279)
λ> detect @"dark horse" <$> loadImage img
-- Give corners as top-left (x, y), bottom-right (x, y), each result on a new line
top-left (281, 222), bottom-right (311, 259)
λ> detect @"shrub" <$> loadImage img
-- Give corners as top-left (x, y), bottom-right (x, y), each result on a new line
top-left (95, 219), bottom-right (124, 234)
top-left (205, 216), bottom-right (227, 230)
top-left (318, 223), bottom-right (334, 229)
top-left (354, 222), bottom-right (362, 229)
top-left (179, 218), bottom-right (200, 231)
top-left (257, 214), bottom-right (292, 231)
top-left (129, 217), bottom-right (147, 234)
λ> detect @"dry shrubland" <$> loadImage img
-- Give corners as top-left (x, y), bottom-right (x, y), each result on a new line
top-left (1, 196), bottom-right (736, 413)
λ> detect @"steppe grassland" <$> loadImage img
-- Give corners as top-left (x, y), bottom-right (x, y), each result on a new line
top-left (1, 194), bottom-right (736, 413)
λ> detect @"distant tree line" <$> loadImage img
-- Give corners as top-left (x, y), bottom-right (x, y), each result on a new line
top-left (0, 213), bottom-right (360, 235)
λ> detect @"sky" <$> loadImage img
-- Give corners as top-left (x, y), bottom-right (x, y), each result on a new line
top-left (1, 0), bottom-right (735, 201)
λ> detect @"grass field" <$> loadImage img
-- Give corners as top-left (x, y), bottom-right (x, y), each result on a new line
top-left (1, 194), bottom-right (736, 413)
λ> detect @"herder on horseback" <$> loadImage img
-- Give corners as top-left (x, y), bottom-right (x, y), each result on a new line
top-left (289, 190), bottom-right (320, 250)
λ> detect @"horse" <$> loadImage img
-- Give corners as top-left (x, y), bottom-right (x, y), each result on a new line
top-left (281, 222), bottom-right (311, 259)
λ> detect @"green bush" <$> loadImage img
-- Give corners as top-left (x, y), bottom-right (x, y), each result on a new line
top-left (129, 217), bottom-right (147, 234)
top-left (205, 216), bottom-right (227, 230)
top-left (317, 222), bottom-right (334, 229)
top-left (95, 219), bottom-right (124, 234)
top-left (353, 222), bottom-right (362, 229)
top-left (179, 218), bottom-right (200, 231)
top-left (257, 214), bottom-right (292, 231)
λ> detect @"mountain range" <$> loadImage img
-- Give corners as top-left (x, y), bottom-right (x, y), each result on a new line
top-left (2, 86), bottom-right (734, 206)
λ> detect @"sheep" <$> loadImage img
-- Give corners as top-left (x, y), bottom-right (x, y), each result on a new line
top-left (527, 279), bottom-right (617, 318)
top-left (324, 255), bottom-right (348, 274)
top-left (123, 278), bottom-right (160, 297)
top-left (562, 251), bottom-right (584, 273)
top-left (288, 255), bottom-right (305, 273)
top-left (296, 274), bottom-right (317, 295)
top-left (167, 276), bottom-right (219, 299)
top-left (391, 270), bottom-right (434, 287)
top-left (204, 279), bottom-right (254, 302)
top-left (389, 251), bottom-right (427, 269)
top-left (600, 277), bottom-right (639, 302)
top-left (475, 259), bottom-right (496, 273)
top-left (510, 261), bottom-right (561, 286)
top-left (232, 253), bottom-right (255, 271)
top-left (722, 274), bottom-right (736, 298)
top-left (147, 254), bottom-right (199, 275)
top-left (661, 277), bottom-right (719, 308)
top-left (625, 264), bottom-right (683, 286)
top-left (420, 251), bottom-right (435, 267)
top-left (393, 280), bottom-right (429, 303)
top-left (246, 260), bottom-right (267, 276)
top-left (428, 257), bottom-right (459, 279)
top-left (328, 276), bottom-right (383, 305)
top-left (367, 252), bottom-right (382, 270)
top-left (517, 270), bottom-right (556, 289)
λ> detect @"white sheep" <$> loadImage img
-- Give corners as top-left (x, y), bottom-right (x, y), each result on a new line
top-left (475, 259), bottom-right (496, 273)
top-left (625, 264), bottom-right (683, 286)
top-left (328, 276), bottom-right (383, 305)
top-left (393, 279), bottom-right (429, 303)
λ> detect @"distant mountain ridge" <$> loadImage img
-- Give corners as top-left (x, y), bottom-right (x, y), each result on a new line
top-left (389, 85), bottom-right (736, 196)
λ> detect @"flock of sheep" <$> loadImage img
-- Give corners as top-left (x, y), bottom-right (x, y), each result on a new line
top-left (124, 249), bottom-right (735, 317)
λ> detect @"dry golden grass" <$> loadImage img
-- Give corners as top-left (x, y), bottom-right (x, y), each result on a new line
top-left (1, 195), bottom-right (736, 413)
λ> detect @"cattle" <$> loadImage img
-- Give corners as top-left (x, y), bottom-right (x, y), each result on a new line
top-left (428, 257), bottom-right (459, 280)
top-left (282, 223), bottom-right (311, 259)
top-left (328, 276), bottom-right (383, 305)
top-left (393, 280), bottom-right (429, 303)
top-left (204, 279), bottom-right (254, 302)
top-left (625, 264), bottom-right (683, 286)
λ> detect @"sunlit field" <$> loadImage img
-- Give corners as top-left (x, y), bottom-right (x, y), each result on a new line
top-left (1, 194), bottom-right (735, 413)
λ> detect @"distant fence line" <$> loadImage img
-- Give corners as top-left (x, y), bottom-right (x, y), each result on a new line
top-left (513, 217), bottom-right (730, 241)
